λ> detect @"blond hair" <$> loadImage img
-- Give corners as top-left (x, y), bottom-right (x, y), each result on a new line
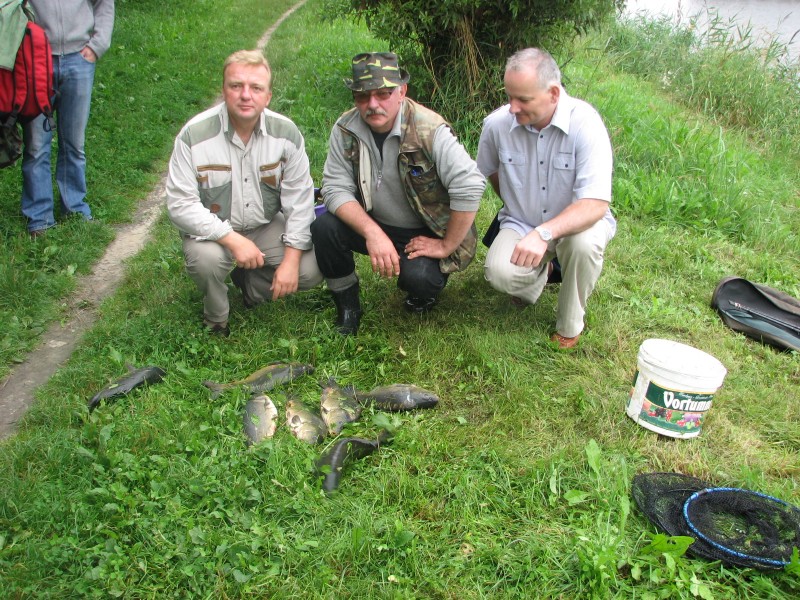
top-left (222, 50), bottom-right (272, 89)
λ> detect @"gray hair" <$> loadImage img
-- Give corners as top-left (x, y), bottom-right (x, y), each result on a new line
top-left (505, 48), bottom-right (561, 90)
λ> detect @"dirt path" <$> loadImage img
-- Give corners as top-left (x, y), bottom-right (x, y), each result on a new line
top-left (0, 0), bottom-right (308, 440)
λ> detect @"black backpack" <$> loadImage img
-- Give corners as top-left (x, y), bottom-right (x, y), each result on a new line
top-left (711, 276), bottom-right (800, 352)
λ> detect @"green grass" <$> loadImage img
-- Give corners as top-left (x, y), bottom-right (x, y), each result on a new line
top-left (1, 0), bottom-right (800, 597)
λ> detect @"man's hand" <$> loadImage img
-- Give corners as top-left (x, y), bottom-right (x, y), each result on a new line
top-left (404, 235), bottom-right (448, 260)
top-left (271, 248), bottom-right (302, 300)
top-left (405, 210), bottom-right (475, 261)
top-left (80, 47), bottom-right (97, 63)
top-left (365, 229), bottom-right (401, 277)
top-left (218, 231), bottom-right (265, 270)
top-left (511, 230), bottom-right (548, 268)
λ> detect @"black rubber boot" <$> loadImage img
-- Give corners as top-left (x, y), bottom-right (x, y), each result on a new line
top-left (331, 283), bottom-right (362, 335)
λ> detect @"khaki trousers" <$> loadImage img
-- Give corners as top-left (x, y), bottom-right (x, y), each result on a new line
top-left (484, 219), bottom-right (613, 338)
top-left (182, 213), bottom-right (322, 323)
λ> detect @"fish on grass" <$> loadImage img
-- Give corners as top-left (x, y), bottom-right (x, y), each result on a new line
top-left (242, 393), bottom-right (278, 446)
top-left (203, 362), bottom-right (314, 399)
top-left (356, 384), bottom-right (439, 411)
top-left (320, 377), bottom-right (361, 435)
top-left (316, 429), bottom-right (392, 493)
top-left (88, 364), bottom-right (166, 412)
top-left (286, 399), bottom-right (327, 444)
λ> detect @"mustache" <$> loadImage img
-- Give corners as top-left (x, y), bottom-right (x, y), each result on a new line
top-left (365, 108), bottom-right (388, 117)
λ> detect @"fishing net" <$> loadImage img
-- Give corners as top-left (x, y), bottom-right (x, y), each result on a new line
top-left (631, 472), bottom-right (800, 569)
top-left (683, 488), bottom-right (800, 569)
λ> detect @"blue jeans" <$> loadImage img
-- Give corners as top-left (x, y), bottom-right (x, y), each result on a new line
top-left (21, 52), bottom-right (96, 232)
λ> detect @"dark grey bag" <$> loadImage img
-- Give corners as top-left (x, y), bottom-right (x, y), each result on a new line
top-left (711, 276), bottom-right (800, 352)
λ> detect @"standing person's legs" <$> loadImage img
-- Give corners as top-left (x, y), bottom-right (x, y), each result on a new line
top-left (182, 237), bottom-right (233, 325)
top-left (21, 113), bottom-right (55, 234)
top-left (54, 52), bottom-right (95, 219)
top-left (553, 219), bottom-right (612, 338)
top-left (238, 214), bottom-right (323, 304)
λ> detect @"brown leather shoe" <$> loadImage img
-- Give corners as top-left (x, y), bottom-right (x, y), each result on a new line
top-left (550, 332), bottom-right (580, 349)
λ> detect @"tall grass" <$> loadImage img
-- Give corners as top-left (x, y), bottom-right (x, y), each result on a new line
top-left (606, 8), bottom-right (800, 156)
top-left (1, 0), bottom-right (799, 597)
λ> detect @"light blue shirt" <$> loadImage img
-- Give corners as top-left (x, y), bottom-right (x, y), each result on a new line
top-left (477, 90), bottom-right (615, 237)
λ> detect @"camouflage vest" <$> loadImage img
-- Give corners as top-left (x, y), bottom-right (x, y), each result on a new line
top-left (340, 98), bottom-right (477, 274)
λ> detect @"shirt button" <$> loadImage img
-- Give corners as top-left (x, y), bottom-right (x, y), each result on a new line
top-left (541, 187), bottom-right (546, 191)
top-left (540, 161), bottom-right (543, 164)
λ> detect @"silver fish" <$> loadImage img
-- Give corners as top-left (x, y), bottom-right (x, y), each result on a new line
top-left (88, 364), bottom-right (166, 412)
top-left (286, 399), bottom-right (327, 444)
top-left (320, 377), bottom-right (361, 435)
top-left (203, 362), bottom-right (314, 399)
top-left (242, 393), bottom-right (278, 446)
top-left (356, 384), bottom-right (439, 411)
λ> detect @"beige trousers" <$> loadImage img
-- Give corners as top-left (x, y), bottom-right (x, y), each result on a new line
top-left (182, 213), bottom-right (322, 323)
top-left (484, 219), bottom-right (613, 338)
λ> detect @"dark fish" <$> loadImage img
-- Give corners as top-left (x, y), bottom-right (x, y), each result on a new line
top-left (286, 399), bottom-right (327, 444)
top-left (319, 377), bottom-right (361, 435)
top-left (203, 362), bottom-right (314, 399)
top-left (242, 393), bottom-right (278, 446)
top-left (88, 364), bottom-right (166, 412)
top-left (316, 430), bottom-right (392, 493)
top-left (356, 384), bottom-right (439, 411)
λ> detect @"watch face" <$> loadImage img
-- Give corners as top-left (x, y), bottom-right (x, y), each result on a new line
top-left (536, 227), bottom-right (552, 241)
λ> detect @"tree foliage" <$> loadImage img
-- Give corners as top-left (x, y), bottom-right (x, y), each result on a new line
top-left (327, 0), bottom-right (624, 125)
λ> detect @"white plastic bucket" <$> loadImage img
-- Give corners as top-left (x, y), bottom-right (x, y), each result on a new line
top-left (626, 339), bottom-right (727, 438)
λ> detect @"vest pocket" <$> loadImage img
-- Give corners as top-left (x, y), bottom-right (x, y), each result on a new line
top-left (408, 163), bottom-right (446, 205)
top-left (259, 161), bottom-right (282, 219)
top-left (197, 165), bottom-right (232, 220)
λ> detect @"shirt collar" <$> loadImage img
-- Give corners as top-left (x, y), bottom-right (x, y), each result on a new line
top-left (221, 104), bottom-right (266, 143)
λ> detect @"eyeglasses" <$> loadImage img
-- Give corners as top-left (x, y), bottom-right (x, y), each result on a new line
top-left (353, 88), bottom-right (395, 104)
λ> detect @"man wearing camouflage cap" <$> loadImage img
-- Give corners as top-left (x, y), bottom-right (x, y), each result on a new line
top-left (311, 52), bottom-right (486, 335)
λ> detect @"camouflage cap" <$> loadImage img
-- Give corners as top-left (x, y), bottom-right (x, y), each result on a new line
top-left (344, 52), bottom-right (410, 92)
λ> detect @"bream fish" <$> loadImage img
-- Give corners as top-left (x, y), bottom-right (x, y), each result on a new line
top-left (203, 361), bottom-right (314, 399)
top-left (319, 377), bottom-right (362, 435)
top-left (242, 393), bottom-right (278, 446)
top-left (356, 383), bottom-right (439, 411)
top-left (316, 430), bottom-right (392, 493)
top-left (88, 364), bottom-right (166, 412)
top-left (285, 399), bottom-right (327, 444)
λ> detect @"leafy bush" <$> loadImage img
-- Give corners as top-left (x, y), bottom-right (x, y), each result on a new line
top-left (325, 0), bottom-right (623, 123)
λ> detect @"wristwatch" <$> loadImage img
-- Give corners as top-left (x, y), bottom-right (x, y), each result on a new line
top-left (534, 226), bottom-right (552, 242)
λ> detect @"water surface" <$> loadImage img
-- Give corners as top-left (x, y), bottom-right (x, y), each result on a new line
top-left (625, 0), bottom-right (800, 57)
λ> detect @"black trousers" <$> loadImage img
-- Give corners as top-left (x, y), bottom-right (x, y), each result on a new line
top-left (310, 211), bottom-right (448, 299)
